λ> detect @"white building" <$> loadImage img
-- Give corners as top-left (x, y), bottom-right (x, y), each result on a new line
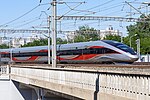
top-left (99, 25), bottom-right (122, 39)
top-left (0, 37), bottom-right (10, 45)
top-left (11, 38), bottom-right (25, 48)
top-left (0, 35), bottom-right (44, 48)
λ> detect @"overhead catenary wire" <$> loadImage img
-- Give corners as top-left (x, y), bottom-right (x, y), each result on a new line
top-left (100, 5), bottom-right (125, 16)
top-left (88, 4), bottom-right (123, 16)
top-left (55, 1), bottom-right (125, 30)
top-left (12, 10), bottom-right (49, 29)
top-left (69, 0), bottom-right (117, 15)
top-left (86, 0), bottom-right (116, 10)
top-left (7, 16), bottom-right (40, 27)
top-left (0, 3), bottom-right (49, 27)
top-left (52, 0), bottom-right (148, 32)
top-left (58, 2), bottom-right (86, 20)
top-left (43, 1), bottom-right (148, 31)
top-left (1, 0), bottom-right (147, 37)
top-left (57, 1), bottom-right (144, 30)
top-left (13, 18), bottom-right (42, 28)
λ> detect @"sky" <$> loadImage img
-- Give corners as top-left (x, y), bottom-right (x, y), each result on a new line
top-left (0, 0), bottom-right (149, 38)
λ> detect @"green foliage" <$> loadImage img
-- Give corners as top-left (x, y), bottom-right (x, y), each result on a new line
top-left (74, 35), bottom-right (85, 42)
top-left (21, 38), bottom-right (67, 47)
top-left (21, 39), bottom-right (48, 47)
top-left (74, 25), bottom-right (99, 42)
top-left (78, 25), bottom-right (96, 32)
top-left (140, 38), bottom-right (150, 54)
top-left (0, 44), bottom-right (9, 49)
top-left (104, 34), bottom-right (121, 42)
top-left (57, 38), bottom-right (67, 44)
top-left (122, 36), bottom-right (130, 46)
top-left (126, 15), bottom-right (150, 54)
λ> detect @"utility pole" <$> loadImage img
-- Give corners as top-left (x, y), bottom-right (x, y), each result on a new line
top-left (120, 32), bottom-right (123, 43)
top-left (52, 0), bottom-right (57, 68)
top-left (48, 16), bottom-right (51, 64)
top-left (136, 39), bottom-right (141, 61)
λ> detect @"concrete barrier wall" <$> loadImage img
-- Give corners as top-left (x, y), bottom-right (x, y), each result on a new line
top-left (0, 65), bottom-right (9, 79)
top-left (10, 66), bottom-right (150, 100)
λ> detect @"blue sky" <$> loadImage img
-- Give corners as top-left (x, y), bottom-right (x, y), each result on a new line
top-left (0, 0), bottom-right (149, 38)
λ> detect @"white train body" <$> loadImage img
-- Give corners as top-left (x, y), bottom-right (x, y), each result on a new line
top-left (0, 40), bottom-right (138, 64)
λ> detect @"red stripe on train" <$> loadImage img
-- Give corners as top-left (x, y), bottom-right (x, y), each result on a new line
top-left (12, 49), bottom-right (47, 61)
top-left (0, 52), bottom-right (9, 54)
top-left (57, 54), bottom-right (98, 60)
top-left (12, 56), bottom-right (38, 61)
top-left (89, 46), bottom-right (104, 48)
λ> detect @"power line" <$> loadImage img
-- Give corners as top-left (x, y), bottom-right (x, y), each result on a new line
top-left (69, 0), bottom-right (117, 15)
top-left (12, 11), bottom-right (49, 28)
top-left (58, 1), bottom-right (86, 20)
top-left (0, 5), bottom-right (40, 27)
top-left (4, 11), bottom-right (48, 29)
top-left (13, 18), bottom-right (41, 28)
top-left (86, 0), bottom-right (116, 10)
top-left (93, 4), bottom-right (123, 14)
top-left (0, 3), bottom-right (49, 27)
top-left (7, 16), bottom-right (40, 27)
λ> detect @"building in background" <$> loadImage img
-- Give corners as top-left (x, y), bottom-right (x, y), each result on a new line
top-left (65, 26), bottom-right (122, 41)
top-left (0, 34), bottom-right (45, 48)
top-left (0, 26), bottom-right (122, 48)
top-left (99, 25), bottom-right (122, 39)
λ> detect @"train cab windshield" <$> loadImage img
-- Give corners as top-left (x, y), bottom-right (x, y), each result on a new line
top-left (102, 40), bottom-right (137, 55)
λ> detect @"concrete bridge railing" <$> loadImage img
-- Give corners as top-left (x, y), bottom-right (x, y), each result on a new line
top-left (10, 65), bottom-right (150, 100)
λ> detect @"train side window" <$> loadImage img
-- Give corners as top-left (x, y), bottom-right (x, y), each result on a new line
top-left (81, 48), bottom-right (95, 54)
top-left (97, 49), bottom-right (102, 54)
top-left (58, 50), bottom-right (70, 55)
top-left (89, 48), bottom-right (97, 54)
top-left (1, 54), bottom-right (9, 57)
top-left (73, 49), bottom-right (81, 55)
top-left (89, 48), bottom-right (93, 54)
top-left (83, 49), bottom-right (89, 54)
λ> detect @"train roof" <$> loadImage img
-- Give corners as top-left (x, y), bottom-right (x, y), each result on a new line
top-left (59, 40), bottom-right (104, 50)
top-left (0, 45), bottom-right (48, 53)
top-left (0, 40), bottom-right (120, 52)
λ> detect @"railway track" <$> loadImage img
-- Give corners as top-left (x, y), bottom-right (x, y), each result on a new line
top-left (132, 62), bottom-right (150, 65)
top-left (7, 62), bottom-right (150, 69)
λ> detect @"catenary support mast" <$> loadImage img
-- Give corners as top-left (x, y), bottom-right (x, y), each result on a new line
top-left (52, 0), bottom-right (57, 68)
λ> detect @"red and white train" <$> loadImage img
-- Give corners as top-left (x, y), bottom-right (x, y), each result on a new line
top-left (0, 40), bottom-right (138, 64)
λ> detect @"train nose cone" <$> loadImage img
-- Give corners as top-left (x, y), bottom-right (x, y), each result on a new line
top-left (131, 55), bottom-right (139, 61)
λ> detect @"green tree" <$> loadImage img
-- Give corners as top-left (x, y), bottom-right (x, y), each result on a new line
top-left (74, 35), bottom-right (85, 42)
top-left (126, 14), bottom-right (150, 54)
top-left (57, 38), bottom-right (67, 44)
top-left (21, 38), bottom-right (68, 47)
top-left (0, 44), bottom-right (9, 49)
top-left (74, 25), bottom-right (99, 42)
top-left (22, 39), bottom-right (48, 47)
top-left (104, 34), bottom-right (122, 42)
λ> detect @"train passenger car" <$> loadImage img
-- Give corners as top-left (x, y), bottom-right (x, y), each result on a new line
top-left (0, 40), bottom-right (139, 64)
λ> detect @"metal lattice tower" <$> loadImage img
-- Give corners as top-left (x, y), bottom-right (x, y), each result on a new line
top-left (0, 29), bottom-right (48, 34)
top-left (56, 16), bottom-right (147, 22)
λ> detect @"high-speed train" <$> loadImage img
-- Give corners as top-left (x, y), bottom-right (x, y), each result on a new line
top-left (0, 40), bottom-right (138, 64)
